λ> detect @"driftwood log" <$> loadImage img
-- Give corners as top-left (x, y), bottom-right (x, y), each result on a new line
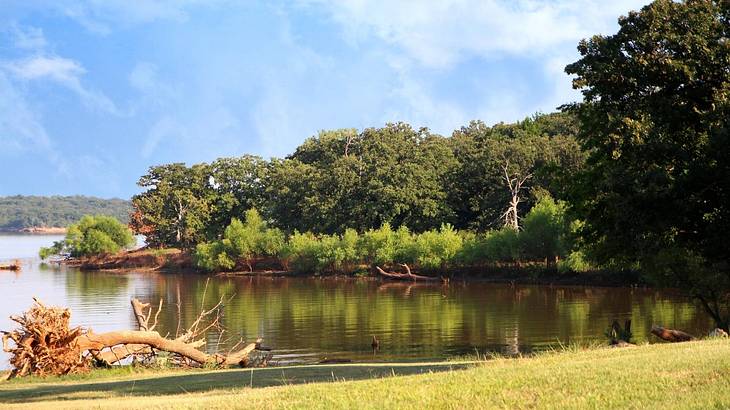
top-left (2, 297), bottom-right (263, 379)
top-left (375, 264), bottom-right (441, 282)
top-left (651, 325), bottom-right (695, 342)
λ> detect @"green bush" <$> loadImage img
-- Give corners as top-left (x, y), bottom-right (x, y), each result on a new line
top-left (194, 209), bottom-right (285, 271)
top-left (194, 240), bottom-right (235, 271)
top-left (39, 215), bottom-right (135, 258)
top-left (558, 250), bottom-right (592, 273)
top-left (414, 224), bottom-right (462, 270)
top-left (520, 195), bottom-right (568, 262)
top-left (358, 223), bottom-right (396, 266)
top-left (483, 228), bottom-right (520, 262)
top-left (281, 231), bottom-right (321, 273)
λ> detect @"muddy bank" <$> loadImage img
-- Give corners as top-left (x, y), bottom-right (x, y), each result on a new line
top-left (62, 249), bottom-right (645, 287)
top-left (63, 248), bottom-right (196, 272)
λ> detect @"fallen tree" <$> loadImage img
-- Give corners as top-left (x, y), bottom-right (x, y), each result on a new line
top-left (1, 297), bottom-right (265, 379)
top-left (375, 264), bottom-right (442, 282)
top-left (650, 325), bottom-right (695, 343)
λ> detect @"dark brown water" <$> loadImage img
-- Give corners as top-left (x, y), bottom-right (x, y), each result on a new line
top-left (0, 235), bottom-right (712, 368)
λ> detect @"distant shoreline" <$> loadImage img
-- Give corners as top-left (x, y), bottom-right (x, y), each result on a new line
top-left (0, 227), bottom-right (67, 234)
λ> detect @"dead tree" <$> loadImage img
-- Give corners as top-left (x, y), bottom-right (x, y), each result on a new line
top-left (2, 297), bottom-right (263, 379)
top-left (375, 264), bottom-right (441, 282)
top-left (500, 160), bottom-right (531, 230)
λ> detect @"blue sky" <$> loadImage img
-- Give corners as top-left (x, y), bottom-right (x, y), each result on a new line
top-left (0, 0), bottom-right (648, 199)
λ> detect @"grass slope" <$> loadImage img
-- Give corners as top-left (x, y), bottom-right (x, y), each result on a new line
top-left (1, 340), bottom-right (729, 409)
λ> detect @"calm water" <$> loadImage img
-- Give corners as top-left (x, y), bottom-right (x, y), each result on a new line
top-left (0, 235), bottom-right (711, 368)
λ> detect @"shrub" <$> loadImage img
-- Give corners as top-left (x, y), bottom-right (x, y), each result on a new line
top-left (39, 215), bottom-right (134, 258)
top-left (194, 240), bottom-right (235, 271)
top-left (520, 195), bottom-right (568, 263)
top-left (558, 250), bottom-right (592, 273)
top-left (483, 228), bottom-right (520, 262)
top-left (357, 223), bottom-right (396, 266)
top-left (194, 209), bottom-right (286, 271)
top-left (414, 224), bottom-right (462, 270)
top-left (281, 231), bottom-right (320, 273)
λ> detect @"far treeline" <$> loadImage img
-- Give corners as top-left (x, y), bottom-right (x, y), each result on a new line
top-left (0, 195), bottom-right (130, 231)
top-left (43, 1), bottom-right (729, 331)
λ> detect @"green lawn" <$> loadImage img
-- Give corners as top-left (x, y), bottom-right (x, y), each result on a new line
top-left (1, 340), bottom-right (729, 409)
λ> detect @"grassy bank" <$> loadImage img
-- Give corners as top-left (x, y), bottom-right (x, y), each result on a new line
top-left (1, 340), bottom-right (728, 409)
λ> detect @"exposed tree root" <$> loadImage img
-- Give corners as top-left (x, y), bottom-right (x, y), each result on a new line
top-left (2, 297), bottom-right (265, 379)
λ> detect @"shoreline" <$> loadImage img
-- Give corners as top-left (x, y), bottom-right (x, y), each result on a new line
top-left (0, 227), bottom-right (67, 234)
top-left (58, 248), bottom-right (647, 288)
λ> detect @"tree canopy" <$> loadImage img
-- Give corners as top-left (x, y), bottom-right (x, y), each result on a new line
top-left (565, 0), bottom-right (730, 329)
top-left (131, 115), bottom-right (583, 248)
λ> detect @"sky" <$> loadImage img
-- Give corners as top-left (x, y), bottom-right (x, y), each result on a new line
top-left (0, 0), bottom-right (649, 199)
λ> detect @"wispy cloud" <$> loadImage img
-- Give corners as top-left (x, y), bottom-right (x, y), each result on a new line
top-left (4, 55), bottom-right (120, 114)
top-left (8, 24), bottom-right (47, 50)
top-left (0, 72), bottom-right (69, 176)
top-left (303, 0), bottom-right (648, 68)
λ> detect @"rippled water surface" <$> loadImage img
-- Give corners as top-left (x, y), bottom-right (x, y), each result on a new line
top-left (0, 235), bottom-right (711, 368)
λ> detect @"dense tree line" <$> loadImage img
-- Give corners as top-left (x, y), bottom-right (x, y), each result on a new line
top-left (0, 196), bottom-right (130, 230)
top-left (131, 113), bottom-right (583, 247)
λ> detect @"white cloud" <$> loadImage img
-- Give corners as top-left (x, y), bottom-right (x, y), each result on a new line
top-left (9, 24), bottom-right (47, 50)
top-left (56, 0), bottom-right (230, 35)
top-left (6, 55), bottom-right (84, 82)
top-left (4, 55), bottom-right (119, 114)
top-left (0, 72), bottom-right (69, 175)
top-left (305, 0), bottom-right (649, 68)
top-left (296, 0), bottom-right (649, 130)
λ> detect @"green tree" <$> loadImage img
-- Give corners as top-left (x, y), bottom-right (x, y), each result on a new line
top-left (131, 163), bottom-right (212, 248)
top-left (267, 124), bottom-right (456, 233)
top-left (520, 195), bottom-right (569, 265)
top-left (448, 113), bottom-right (584, 231)
top-left (207, 155), bottom-right (268, 238)
top-left (565, 0), bottom-right (730, 329)
top-left (39, 215), bottom-right (135, 258)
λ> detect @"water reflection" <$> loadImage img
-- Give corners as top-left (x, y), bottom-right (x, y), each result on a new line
top-left (0, 236), bottom-right (712, 368)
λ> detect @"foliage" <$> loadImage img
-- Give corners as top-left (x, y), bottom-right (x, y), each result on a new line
top-left (130, 163), bottom-right (212, 248)
top-left (39, 215), bottom-right (135, 258)
top-left (520, 195), bottom-right (569, 263)
top-left (448, 113), bottom-right (584, 231)
top-left (129, 115), bottom-right (582, 250)
top-left (565, 0), bottom-right (730, 330)
top-left (190, 198), bottom-right (584, 274)
top-left (414, 224), bottom-right (462, 270)
top-left (194, 209), bottom-right (284, 272)
top-left (0, 196), bottom-right (130, 230)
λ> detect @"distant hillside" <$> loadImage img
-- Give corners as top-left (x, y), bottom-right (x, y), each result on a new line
top-left (0, 196), bottom-right (131, 231)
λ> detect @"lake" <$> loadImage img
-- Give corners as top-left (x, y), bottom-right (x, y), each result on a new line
top-left (0, 234), bottom-right (711, 368)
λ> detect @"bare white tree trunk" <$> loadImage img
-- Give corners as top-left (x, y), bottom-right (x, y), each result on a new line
top-left (501, 161), bottom-right (531, 230)
top-left (175, 197), bottom-right (186, 244)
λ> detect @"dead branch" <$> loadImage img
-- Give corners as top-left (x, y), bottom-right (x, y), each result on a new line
top-left (2, 298), bottom-right (264, 379)
top-left (375, 265), bottom-right (440, 282)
